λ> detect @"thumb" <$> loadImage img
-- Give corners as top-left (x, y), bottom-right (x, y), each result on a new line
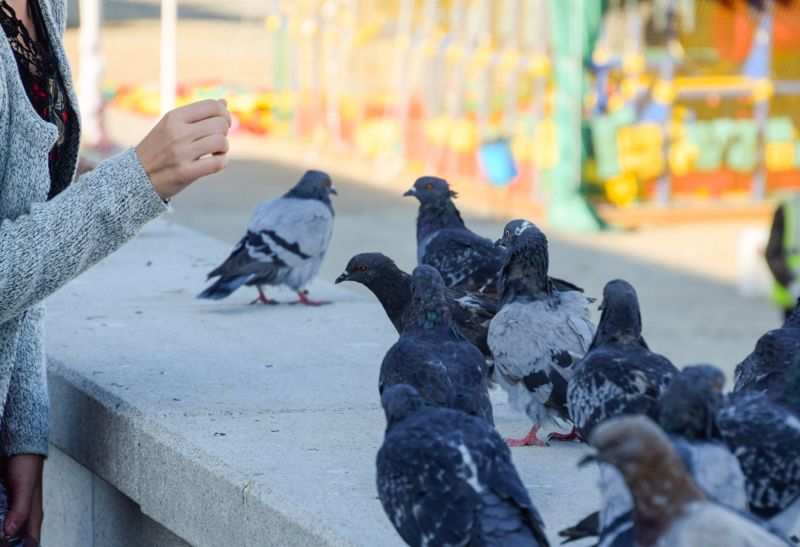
top-left (5, 476), bottom-right (33, 537)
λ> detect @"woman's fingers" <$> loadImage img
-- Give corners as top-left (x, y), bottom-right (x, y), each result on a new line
top-left (3, 455), bottom-right (43, 539)
top-left (186, 153), bottom-right (230, 181)
top-left (174, 98), bottom-right (232, 126)
top-left (191, 133), bottom-right (230, 159)
top-left (188, 116), bottom-right (230, 141)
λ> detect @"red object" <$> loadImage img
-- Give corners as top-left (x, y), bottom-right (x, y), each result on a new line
top-left (713, 0), bottom-right (800, 63)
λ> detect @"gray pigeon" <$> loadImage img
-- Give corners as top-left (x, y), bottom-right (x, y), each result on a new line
top-left (488, 220), bottom-right (594, 446)
top-left (198, 170), bottom-right (335, 305)
top-left (587, 415), bottom-right (792, 547)
top-left (376, 384), bottom-right (550, 547)
top-left (717, 383), bottom-right (800, 536)
top-left (379, 265), bottom-right (493, 424)
top-left (567, 279), bottom-right (678, 439)
top-left (734, 303), bottom-right (800, 395)
top-left (562, 365), bottom-right (748, 546)
top-left (335, 252), bottom-right (497, 359)
top-left (404, 176), bottom-right (505, 293)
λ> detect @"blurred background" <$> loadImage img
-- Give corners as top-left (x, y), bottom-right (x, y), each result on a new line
top-left (63, 0), bottom-right (800, 359)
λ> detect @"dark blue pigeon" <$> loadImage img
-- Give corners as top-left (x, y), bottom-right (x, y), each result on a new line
top-left (376, 384), bottom-right (550, 547)
top-left (561, 365), bottom-right (748, 547)
top-left (567, 279), bottom-right (678, 439)
top-left (335, 252), bottom-right (497, 360)
top-left (734, 302), bottom-right (800, 395)
top-left (379, 265), bottom-right (493, 424)
top-left (198, 170), bottom-right (335, 306)
top-left (404, 176), bottom-right (505, 293)
top-left (717, 366), bottom-right (800, 536)
top-left (488, 220), bottom-right (595, 446)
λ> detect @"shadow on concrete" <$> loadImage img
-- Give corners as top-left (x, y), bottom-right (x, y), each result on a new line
top-left (100, 1), bottom-right (251, 25)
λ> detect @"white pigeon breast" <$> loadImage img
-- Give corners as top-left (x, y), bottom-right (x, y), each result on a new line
top-left (660, 502), bottom-right (789, 547)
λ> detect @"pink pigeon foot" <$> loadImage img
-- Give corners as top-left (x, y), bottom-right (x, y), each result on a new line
top-left (290, 291), bottom-right (331, 306)
top-left (548, 427), bottom-right (584, 443)
top-left (506, 426), bottom-right (549, 447)
top-left (250, 287), bottom-right (279, 306)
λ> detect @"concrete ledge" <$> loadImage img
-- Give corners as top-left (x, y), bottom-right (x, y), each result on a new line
top-left (42, 219), bottom-right (600, 546)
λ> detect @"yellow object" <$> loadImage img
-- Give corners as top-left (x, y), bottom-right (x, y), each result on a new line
top-left (355, 120), bottom-right (399, 158)
top-left (447, 119), bottom-right (478, 153)
top-left (592, 47), bottom-right (611, 65)
top-left (773, 197), bottom-right (800, 308)
top-left (605, 172), bottom-right (638, 207)
top-left (425, 115), bottom-right (453, 146)
top-left (668, 140), bottom-right (699, 176)
top-left (651, 81), bottom-right (676, 105)
top-left (532, 119), bottom-right (559, 170)
top-left (498, 48), bottom-right (519, 72)
top-left (617, 124), bottom-right (665, 180)
top-left (527, 55), bottom-right (550, 77)
top-left (766, 142), bottom-right (796, 172)
top-left (621, 78), bottom-right (640, 100)
top-left (607, 95), bottom-right (625, 113)
top-left (752, 79), bottom-right (775, 103)
top-left (265, 15), bottom-right (282, 32)
top-left (622, 53), bottom-right (646, 74)
top-left (673, 75), bottom-right (749, 94)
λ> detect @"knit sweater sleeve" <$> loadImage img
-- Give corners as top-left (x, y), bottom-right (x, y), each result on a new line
top-left (0, 147), bottom-right (168, 325)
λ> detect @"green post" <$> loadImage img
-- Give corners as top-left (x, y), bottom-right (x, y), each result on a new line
top-left (546, 0), bottom-right (604, 231)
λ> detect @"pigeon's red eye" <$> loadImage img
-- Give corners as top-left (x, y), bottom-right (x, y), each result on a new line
top-left (357, 264), bottom-right (367, 272)
top-left (424, 183), bottom-right (433, 190)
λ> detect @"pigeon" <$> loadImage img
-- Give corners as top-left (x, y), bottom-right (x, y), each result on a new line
top-left (717, 387), bottom-right (800, 535)
top-left (734, 303), bottom-right (800, 395)
top-left (488, 220), bottom-right (595, 446)
top-left (561, 365), bottom-right (748, 547)
top-left (376, 384), bottom-right (550, 547)
top-left (198, 170), bottom-right (336, 305)
top-left (586, 415), bottom-right (792, 547)
top-left (567, 279), bottom-right (679, 439)
top-left (404, 176), bottom-right (505, 293)
top-left (379, 265), bottom-right (494, 424)
top-left (335, 252), bottom-right (497, 359)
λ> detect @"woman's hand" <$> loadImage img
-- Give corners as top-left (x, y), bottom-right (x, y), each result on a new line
top-left (135, 98), bottom-right (232, 200)
top-left (1, 454), bottom-right (43, 541)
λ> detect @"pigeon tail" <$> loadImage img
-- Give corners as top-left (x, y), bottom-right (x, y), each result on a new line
top-left (197, 275), bottom-right (250, 300)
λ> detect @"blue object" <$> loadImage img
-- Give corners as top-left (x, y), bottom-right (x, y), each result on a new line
top-left (478, 139), bottom-right (518, 187)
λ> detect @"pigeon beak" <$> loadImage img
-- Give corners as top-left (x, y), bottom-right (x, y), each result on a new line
top-left (334, 272), bottom-right (348, 284)
top-left (598, 300), bottom-right (606, 311)
top-left (403, 188), bottom-right (416, 197)
top-left (494, 238), bottom-right (506, 248)
top-left (329, 186), bottom-right (338, 196)
top-left (578, 452), bottom-right (599, 468)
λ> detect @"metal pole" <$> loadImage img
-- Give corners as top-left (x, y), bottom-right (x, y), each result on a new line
top-left (78, 0), bottom-right (106, 148)
top-left (160, 0), bottom-right (177, 116)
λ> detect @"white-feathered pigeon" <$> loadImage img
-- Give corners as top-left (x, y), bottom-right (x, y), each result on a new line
top-left (403, 176), bottom-right (505, 293)
top-left (198, 170), bottom-right (335, 306)
top-left (379, 265), bottom-right (493, 424)
top-left (734, 303), bottom-right (800, 394)
top-left (587, 415), bottom-right (792, 547)
top-left (488, 220), bottom-right (595, 446)
top-left (376, 384), bottom-right (550, 547)
top-left (335, 252), bottom-right (497, 359)
top-left (717, 384), bottom-right (800, 535)
top-left (562, 365), bottom-right (748, 547)
top-left (567, 279), bottom-right (678, 439)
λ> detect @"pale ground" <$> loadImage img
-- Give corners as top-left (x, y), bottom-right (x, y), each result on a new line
top-left (48, 12), bottom-right (794, 545)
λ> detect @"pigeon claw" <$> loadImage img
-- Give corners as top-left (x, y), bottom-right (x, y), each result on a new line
top-left (547, 427), bottom-right (584, 444)
top-left (291, 291), bottom-right (331, 306)
top-left (250, 287), bottom-right (279, 305)
top-left (505, 426), bottom-right (549, 447)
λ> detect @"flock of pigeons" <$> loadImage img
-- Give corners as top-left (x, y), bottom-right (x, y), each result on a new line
top-left (197, 171), bottom-right (800, 546)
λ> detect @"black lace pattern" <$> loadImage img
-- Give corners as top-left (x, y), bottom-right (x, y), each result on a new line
top-left (1, 0), bottom-right (76, 199)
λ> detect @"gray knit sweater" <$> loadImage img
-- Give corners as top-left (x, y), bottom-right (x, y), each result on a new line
top-left (0, 0), bottom-right (167, 456)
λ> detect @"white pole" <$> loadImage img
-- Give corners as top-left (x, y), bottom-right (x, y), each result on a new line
top-left (160, 0), bottom-right (177, 116)
top-left (78, 0), bottom-right (105, 149)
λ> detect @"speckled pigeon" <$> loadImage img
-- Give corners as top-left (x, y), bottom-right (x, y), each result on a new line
top-left (567, 279), bottom-right (678, 439)
top-left (198, 170), bottom-right (335, 306)
top-left (586, 415), bottom-right (792, 547)
top-left (561, 365), bottom-right (748, 547)
top-left (404, 176), bottom-right (505, 293)
top-left (376, 384), bottom-right (550, 547)
top-left (488, 220), bottom-right (595, 446)
top-left (717, 374), bottom-right (800, 536)
top-left (335, 252), bottom-right (496, 359)
top-left (379, 265), bottom-right (493, 424)
top-left (734, 303), bottom-right (800, 395)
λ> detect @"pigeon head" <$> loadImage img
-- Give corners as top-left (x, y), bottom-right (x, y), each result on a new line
top-left (381, 384), bottom-right (427, 427)
top-left (286, 170), bottom-right (337, 204)
top-left (590, 279), bottom-right (644, 349)
top-left (335, 253), bottom-right (402, 286)
top-left (496, 220), bottom-right (550, 302)
top-left (409, 265), bottom-right (452, 332)
top-left (586, 415), bottom-right (705, 544)
top-left (658, 364), bottom-right (725, 441)
top-left (495, 219), bottom-right (539, 249)
top-left (403, 176), bottom-right (455, 203)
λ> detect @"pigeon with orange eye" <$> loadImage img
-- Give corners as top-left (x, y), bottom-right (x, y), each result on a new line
top-left (199, 169), bottom-right (336, 306)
